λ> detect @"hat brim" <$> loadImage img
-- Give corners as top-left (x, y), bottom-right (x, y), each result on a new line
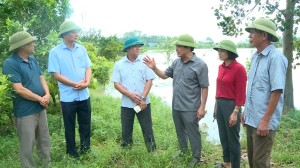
top-left (245, 24), bottom-right (279, 42)
top-left (58, 26), bottom-right (81, 38)
top-left (213, 45), bottom-right (238, 55)
top-left (9, 36), bottom-right (37, 52)
top-left (122, 41), bottom-right (144, 52)
top-left (175, 41), bottom-right (196, 48)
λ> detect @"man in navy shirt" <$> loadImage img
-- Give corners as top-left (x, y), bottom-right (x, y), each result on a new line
top-left (3, 31), bottom-right (51, 168)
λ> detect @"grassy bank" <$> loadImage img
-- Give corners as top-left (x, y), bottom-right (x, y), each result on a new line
top-left (0, 94), bottom-right (299, 167)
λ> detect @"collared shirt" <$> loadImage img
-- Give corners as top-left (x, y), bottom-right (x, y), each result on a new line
top-left (2, 53), bottom-right (44, 117)
top-left (48, 42), bottom-right (92, 102)
top-left (112, 56), bottom-right (155, 108)
top-left (216, 60), bottom-right (247, 106)
top-left (165, 54), bottom-right (209, 111)
top-left (244, 44), bottom-right (288, 130)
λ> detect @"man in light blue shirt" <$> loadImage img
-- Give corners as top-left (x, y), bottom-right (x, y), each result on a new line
top-left (242, 18), bottom-right (288, 168)
top-left (112, 37), bottom-right (156, 152)
top-left (48, 21), bottom-right (92, 158)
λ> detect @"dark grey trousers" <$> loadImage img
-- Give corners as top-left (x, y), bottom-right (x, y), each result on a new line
top-left (172, 110), bottom-right (202, 159)
top-left (216, 98), bottom-right (241, 168)
top-left (121, 104), bottom-right (156, 152)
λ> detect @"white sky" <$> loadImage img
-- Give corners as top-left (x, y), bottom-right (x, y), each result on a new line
top-left (69, 0), bottom-right (285, 42)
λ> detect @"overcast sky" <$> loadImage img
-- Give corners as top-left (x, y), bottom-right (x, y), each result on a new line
top-left (69, 0), bottom-right (285, 42)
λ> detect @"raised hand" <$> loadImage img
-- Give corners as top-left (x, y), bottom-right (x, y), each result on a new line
top-left (143, 55), bottom-right (156, 69)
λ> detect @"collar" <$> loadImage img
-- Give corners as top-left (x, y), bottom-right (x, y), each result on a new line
top-left (12, 53), bottom-right (32, 63)
top-left (124, 55), bottom-right (142, 63)
top-left (181, 53), bottom-right (196, 63)
top-left (60, 42), bottom-right (78, 49)
top-left (258, 44), bottom-right (274, 56)
top-left (222, 60), bottom-right (237, 69)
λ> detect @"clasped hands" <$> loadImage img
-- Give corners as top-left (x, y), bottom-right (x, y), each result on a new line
top-left (129, 93), bottom-right (147, 111)
top-left (73, 79), bottom-right (90, 90)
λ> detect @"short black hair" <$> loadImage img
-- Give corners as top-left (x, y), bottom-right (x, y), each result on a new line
top-left (183, 46), bottom-right (194, 51)
top-left (228, 51), bottom-right (238, 60)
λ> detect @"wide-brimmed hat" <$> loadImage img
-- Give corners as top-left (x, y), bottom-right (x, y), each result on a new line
top-left (9, 31), bottom-right (37, 52)
top-left (175, 34), bottom-right (196, 48)
top-left (245, 18), bottom-right (279, 42)
top-left (58, 21), bottom-right (81, 38)
top-left (122, 37), bottom-right (144, 52)
top-left (213, 39), bottom-right (238, 55)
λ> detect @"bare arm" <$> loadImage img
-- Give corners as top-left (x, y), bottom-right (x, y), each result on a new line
top-left (199, 87), bottom-right (208, 111)
top-left (197, 87), bottom-right (208, 120)
top-left (141, 80), bottom-right (153, 97)
top-left (152, 66), bottom-right (169, 79)
top-left (12, 83), bottom-right (42, 102)
top-left (114, 82), bottom-right (141, 104)
top-left (262, 90), bottom-right (282, 121)
top-left (85, 67), bottom-right (92, 85)
top-left (257, 90), bottom-right (282, 136)
top-left (53, 72), bottom-right (77, 87)
top-left (40, 76), bottom-right (50, 96)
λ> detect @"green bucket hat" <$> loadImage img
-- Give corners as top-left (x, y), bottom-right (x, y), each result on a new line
top-left (9, 31), bottom-right (37, 52)
top-left (122, 37), bottom-right (144, 52)
top-left (175, 34), bottom-right (196, 48)
top-left (213, 39), bottom-right (238, 55)
top-left (58, 21), bottom-right (81, 38)
top-left (245, 18), bottom-right (279, 42)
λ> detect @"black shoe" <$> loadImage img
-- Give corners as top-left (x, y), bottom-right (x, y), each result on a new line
top-left (146, 143), bottom-right (156, 153)
top-left (120, 141), bottom-right (132, 149)
top-left (187, 158), bottom-right (200, 168)
top-left (68, 152), bottom-right (80, 159)
top-left (80, 145), bottom-right (90, 155)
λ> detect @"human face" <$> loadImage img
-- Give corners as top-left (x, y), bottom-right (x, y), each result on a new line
top-left (63, 30), bottom-right (79, 43)
top-left (248, 29), bottom-right (268, 48)
top-left (127, 45), bottom-right (142, 57)
top-left (217, 49), bottom-right (230, 61)
top-left (175, 45), bottom-right (191, 57)
top-left (21, 41), bottom-right (35, 55)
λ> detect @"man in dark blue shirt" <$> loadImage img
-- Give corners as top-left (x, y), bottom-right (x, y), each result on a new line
top-left (2, 31), bottom-right (51, 168)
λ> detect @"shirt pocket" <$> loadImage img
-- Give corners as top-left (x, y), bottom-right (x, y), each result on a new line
top-left (137, 68), bottom-right (146, 82)
top-left (184, 68), bottom-right (197, 84)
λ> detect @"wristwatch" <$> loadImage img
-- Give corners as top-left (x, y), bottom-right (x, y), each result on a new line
top-left (234, 109), bottom-right (239, 113)
top-left (141, 96), bottom-right (146, 101)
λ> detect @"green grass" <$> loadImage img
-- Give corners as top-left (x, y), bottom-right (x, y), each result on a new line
top-left (0, 95), bottom-right (299, 167)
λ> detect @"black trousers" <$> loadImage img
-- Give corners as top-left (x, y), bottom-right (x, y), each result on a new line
top-left (216, 98), bottom-right (241, 168)
top-left (61, 98), bottom-right (91, 155)
top-left (121, 104), bottom-right (156, 152)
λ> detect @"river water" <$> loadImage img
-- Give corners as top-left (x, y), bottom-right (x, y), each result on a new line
top-left (105, 48), bottom-right (300, 144)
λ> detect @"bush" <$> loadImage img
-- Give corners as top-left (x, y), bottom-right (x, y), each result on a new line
top-left (0, 73), bottom-right (13, 133)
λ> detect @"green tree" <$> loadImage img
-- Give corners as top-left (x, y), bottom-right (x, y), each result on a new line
top-left (81, 30), bottom-right (123, 61)
top-left (0, 0), bottom-right (72, 68)
top-left (214, 0), bottom-right (300, 113)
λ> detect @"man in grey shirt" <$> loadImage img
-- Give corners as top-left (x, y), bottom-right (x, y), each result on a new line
top-left (144, 34), bottom-right (209, 166)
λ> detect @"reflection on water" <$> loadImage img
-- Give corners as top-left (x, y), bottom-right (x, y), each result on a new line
top-left (105, 49), bottom-right (300, 144)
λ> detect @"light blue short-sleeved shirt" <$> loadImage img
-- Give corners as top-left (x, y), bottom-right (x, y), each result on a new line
top-left (244, 44), bottom-right (288, 130)
top-left (48, 42), bottom-right (92, 102)
top-left (112, 56), bottom-right (155, 108)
